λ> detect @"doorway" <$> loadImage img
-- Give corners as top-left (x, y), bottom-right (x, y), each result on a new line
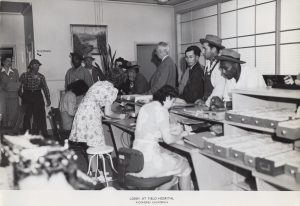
top-left (136, 44), bottom-right (157, 82)
top-left (0, 1), bottom-right (34, 70)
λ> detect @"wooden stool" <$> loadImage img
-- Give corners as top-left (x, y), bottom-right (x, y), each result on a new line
top-left (86, 145), bottom-right (117, 187)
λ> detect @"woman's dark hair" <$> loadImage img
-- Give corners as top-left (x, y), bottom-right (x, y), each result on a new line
top-left (153, 85), bottom-right (178, 105)
top-left (66, 80), bottom-right (89, 96)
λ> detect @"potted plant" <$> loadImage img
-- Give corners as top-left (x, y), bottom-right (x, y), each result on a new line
top-left (97, 35), bottom-right (128, 88)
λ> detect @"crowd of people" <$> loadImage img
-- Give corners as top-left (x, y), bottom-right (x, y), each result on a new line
top-left (1, 34), bottom-right (300, 190)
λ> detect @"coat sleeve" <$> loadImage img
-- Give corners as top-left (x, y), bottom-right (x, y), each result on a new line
top-left (148, 62), bottom-right (170, 94)
top-left (134, 74), bottom-right (149, 94)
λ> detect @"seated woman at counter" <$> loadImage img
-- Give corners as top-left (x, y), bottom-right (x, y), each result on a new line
top-left (132, 85), bottom-right (193, 190)
top-left (68, 81), bottom-right (125, 170)
top-left (59, 80), bottom-right (89, 131)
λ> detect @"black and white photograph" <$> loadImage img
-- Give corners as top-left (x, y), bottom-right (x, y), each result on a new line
top-left (0, 0), bottom-right (300, 205)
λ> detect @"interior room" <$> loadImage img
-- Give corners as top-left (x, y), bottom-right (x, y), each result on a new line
top-left (0, 0), bottom-right (300, 194)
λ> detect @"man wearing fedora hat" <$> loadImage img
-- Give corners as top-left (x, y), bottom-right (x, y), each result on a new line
top-left (196, 34), bottom-right (226, 107)
top-left (19, 59), bottom-right (51, 137)
top-left (65, 52), bottom-right (93, 89)
top-left (210, 49), bottom-right (265, 109)
top-left (83, 54), bottom-right (105, 85)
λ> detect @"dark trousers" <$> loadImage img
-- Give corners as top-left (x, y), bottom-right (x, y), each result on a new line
top-left (22, 90), bottom-right (48, 136)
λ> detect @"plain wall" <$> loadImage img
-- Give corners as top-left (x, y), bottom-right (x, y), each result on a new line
top-left (0, 13), bottom-right (26, 71)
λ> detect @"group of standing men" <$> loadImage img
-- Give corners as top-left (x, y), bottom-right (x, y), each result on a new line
top-left (147, 34), bottom-right (265, 109)
top-left (0, 51), bottom-right (107, 137)
top-left (0, 34), bottom-right (265, 137)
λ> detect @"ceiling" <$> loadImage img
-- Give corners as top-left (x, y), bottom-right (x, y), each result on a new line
top-left (0, 0), bottom-right (193, 13)
top-left (107, 0), bottom-right (191, 5)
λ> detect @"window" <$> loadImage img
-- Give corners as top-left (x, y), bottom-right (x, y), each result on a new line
top-left (280, 0), bottom-right (300, 75)
top-left (176, 0), bottom-right (300, 75)
top-left (220, 0), bottom-right (276, 74)
top-left (177, 5), bottom-right (217, 77)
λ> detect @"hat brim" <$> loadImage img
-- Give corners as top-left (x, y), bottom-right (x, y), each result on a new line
top-left (200, 39), bottom-right (225, 49)
top-left (215, 56), bottom-right (245, 64)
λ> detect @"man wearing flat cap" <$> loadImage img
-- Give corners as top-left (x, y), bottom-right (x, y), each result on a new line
top-left (19, 59), bottom-right (51, 137)
top-left (84, 54), bottom-right (105, 85)
top-left (65, 52), bottom-right (93, 89)
top-left (210, 49), bottom-right (265, 110)
top-left (196, 34), bottom-right (226, 107)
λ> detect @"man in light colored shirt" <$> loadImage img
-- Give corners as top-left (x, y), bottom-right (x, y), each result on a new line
top-left (83, 54), bottom-right (106, 84)
top-left (146, 42), bottom-right (177, 94)
top-left (196, 34), bottom-right (226, 107)
top-left (65, 52), bottom-right (93, 89)
top-left (210, 49), bottom-right (265, 109)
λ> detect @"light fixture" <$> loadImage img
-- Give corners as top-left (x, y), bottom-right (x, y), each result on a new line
top-left (157, 0), bottom-right (169, 3)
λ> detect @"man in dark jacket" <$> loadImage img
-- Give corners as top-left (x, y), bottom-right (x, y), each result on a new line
top-left (178, 46), bottom-right (204, 103)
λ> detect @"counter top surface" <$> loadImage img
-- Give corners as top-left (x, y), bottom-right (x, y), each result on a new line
top-left (231, 88), bottom-right (300, 99)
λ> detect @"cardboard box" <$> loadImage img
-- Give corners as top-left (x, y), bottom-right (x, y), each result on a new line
top-left (202, 133), bottom-right (252, 156)
top-left (243, 142), bottom-right (293, 168)
top-left (225, 108), bottom-right (294, 129)
top-left (213, 135), bottom-right (257, 158)
top-left (229, 135), bottom-right (273, 163)
top-left (276, 119), bottom-right (300, 140)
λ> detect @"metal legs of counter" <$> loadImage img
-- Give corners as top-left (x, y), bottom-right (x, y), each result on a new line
top-left (103, 119), bottom-right (135, 157)
top-left (102, 123), bottom-right (120, 159)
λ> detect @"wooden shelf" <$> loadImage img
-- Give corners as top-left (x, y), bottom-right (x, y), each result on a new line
top-left (174, 139), bottom-right (300, 191)
top-left (171, 109), bottom-right (224, 124)
top-left (172, 142), bottom-right (252, 171)
top-left (224, 121), bottom-right (276, 133)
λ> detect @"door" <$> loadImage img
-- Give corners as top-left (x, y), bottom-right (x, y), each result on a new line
top-left (136, 44), bottom-right (157, 82)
